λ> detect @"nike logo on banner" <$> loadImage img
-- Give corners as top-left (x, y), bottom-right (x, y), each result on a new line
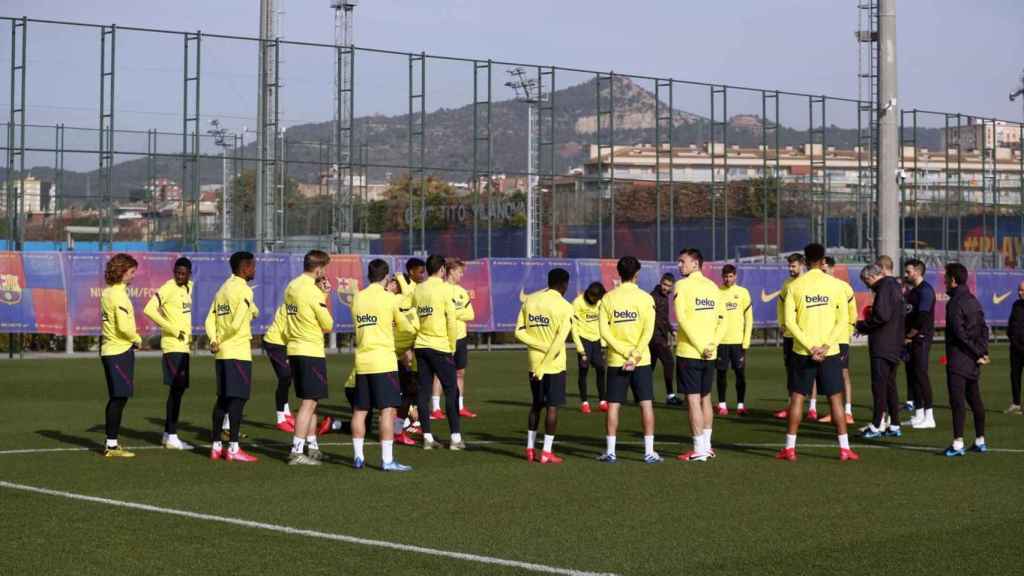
top-left (993, 291), bottom-right (1012, 305)
top-left (760, 289), bottom-right (781, 303)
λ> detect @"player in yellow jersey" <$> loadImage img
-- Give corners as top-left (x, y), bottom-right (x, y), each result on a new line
top-left (262, 302), bottom-right (296, 433)
top-left (596, 256), bottom-right (662, 464)
top-left (143, 257), bottom-right (194, 450)
top-left (413, 254), bottom-right (464, 450)
top-left (446, 257), bottom-right (478, 419)
top-left (674, 249), bottom-right (727, 462)
top-left (774, 252), bottom-right (806, 420)
top-left (204, 251), bottom-right (259, 463)
top-left (514, 268), bottom-right (574, 464)
top-left (776, 243), bottom-right (859, 462)
top-left (821, 256), bottom-right (857, 424)
top-left (349, 259), bottom-right (416, 472)
top-left (283, 250), bottom-right (334, 466)
top-left (571, 282), bottom-right (607, 413)
top-left (716, 264), bottom-right (752, 416)
top-left (99, 254), bottom-right (143, 458)
top-left (395, 258), bottom-right (426, 435)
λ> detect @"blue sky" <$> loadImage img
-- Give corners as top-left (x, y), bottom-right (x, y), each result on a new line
top-left (3, 0), bottom-right (1023, 163)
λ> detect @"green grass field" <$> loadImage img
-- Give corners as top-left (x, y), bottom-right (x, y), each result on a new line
top-left (2, 346), bottom-right (1023, 575)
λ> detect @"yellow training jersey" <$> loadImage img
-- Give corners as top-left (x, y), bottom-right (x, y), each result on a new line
top-left (284, 274), bottom-right (333, 358)
top-left (837, 278), bottom-right (857, 345)
top-left (674, 270), bottom-right (727, 360)
top-left (598, 282), bottom-right (655, 368)
top-left (204, 275), bottom-right (259, 361)
top-left (778, 276), bottom-right (797, 338)
top-left (394, 274), bottom-right (418, 351)
top-left (719, 283), bottom-right (752, 348)
top-left (143, 279), bottom-right (193, 354)
top-left (263, 304), bottom-right (288, 346)
top-left (413, 276), bottom-right (458, 354)
top-left (353, 282), bottom-right (416, 374)
top-left (449, 282), bottom-right (475, 340)
top-left (784, 268), bottom-right (848, 357)
top-left (570, 294), bottom-right (604, 353)
top-left (101, 283), bottom-right (142, 356)
top-left (514, 288), bottom-right (574, 378)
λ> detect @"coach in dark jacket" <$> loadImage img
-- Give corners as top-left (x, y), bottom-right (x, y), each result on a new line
top-left (1006, 281), bottom-right (1024, 414)
top-left (943, 263), bottom-right (990, 455)
top-left (856, 263), bottom-right (905, 436)
top-left (650, 273), bottom-right (678, 405)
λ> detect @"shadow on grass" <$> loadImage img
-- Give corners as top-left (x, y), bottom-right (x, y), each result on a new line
top-left (36, 429), bottom-right (104, 452)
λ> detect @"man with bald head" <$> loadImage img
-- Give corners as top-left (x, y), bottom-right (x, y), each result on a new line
top-left (1006, 281), bottom-right (1024, 414)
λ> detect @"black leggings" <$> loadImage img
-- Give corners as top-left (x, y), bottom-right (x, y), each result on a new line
top-left (870, 357), bottom-right (901, 428)
top-left (948, 372), bottom-right (985, 439)
top-left (1011, 347), bottom-right (1023, 406)
top-left (211, 396), bottom-right (246, 443)
top-left (165, 386), bottom-right (186, 434)
top-left (105, 397), bottom-right (128, 440)
top-left (717, 368), bottom-right (747, 404)
top-left (274, 378), bottom-right (290, 412)
top-left (906, 340), bottom-right (933, 409)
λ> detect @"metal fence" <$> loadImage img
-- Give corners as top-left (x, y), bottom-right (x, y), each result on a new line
top-left (2, 16), bottom-right (1023, 266)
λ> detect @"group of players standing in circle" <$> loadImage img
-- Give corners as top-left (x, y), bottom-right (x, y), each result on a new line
top-left (96, 242), bottom-right (991, 467)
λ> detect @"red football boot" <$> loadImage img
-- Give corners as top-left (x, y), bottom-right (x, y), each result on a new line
top-left (225, 448), bottom-right (259, 463)
top-left (539, 451), bottom-right (563, 464)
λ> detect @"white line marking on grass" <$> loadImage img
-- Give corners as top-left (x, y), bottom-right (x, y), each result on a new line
top-left (0, 480), bottom-right (619, 576)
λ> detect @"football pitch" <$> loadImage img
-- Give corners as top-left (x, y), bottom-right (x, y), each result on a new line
top-left (2, 347), bottom-right (1022, 575)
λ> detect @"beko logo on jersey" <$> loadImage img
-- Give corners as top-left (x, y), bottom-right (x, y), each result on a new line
top-left (805, 294), bottom-right (830, 308)
top-left (613, 310), bottom-right (638, 323)
top-left (355, 313), bottom-right (378, 327)
top-left (528, 313), bottom-right (550, 327)
top-left (725, 301), bottom-right (738, 311)
top-left (216, 303), bottom-right (231, 316)
top-left (695, 297), bottom-right (715, 311)
top-left (585, 312), bottom-right (599, 322)
top-left (417, 306), bottom-right (434, 317)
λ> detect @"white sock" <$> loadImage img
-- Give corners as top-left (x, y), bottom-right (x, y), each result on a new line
top-left (291, 436), bottom-right (305, 454)
top-left (914, 408), bottom-right (924, 420)
top-left (381, 439), bottom-right (394, 464)
top-left (229, 442), bottom-right (239, 453)
top-left (907, 400), bottom-right (915, 409)
top-left (166, 433), bottom-right (179, 444)
top-left (211, 440), bottom-right (223, 451)
top-left (809, 399), bottom-right (817, 412)
top-left (222, 414), bottom-right (230, 430)
top-left (432, 396), bottom-right (441, 412)
top-left (890, 424), bottom-right (901, 431)
top-left (925, 408), bottom-right (934, 420)
top-left (527, 430), bottom-right (537, 449)
top-left (423, 432), bottom-right (435, 443)
top-left (606, 435), bottom-right (616, 455)
top-left (403, 417), bottom-right (411, 428)
top-left (276, 411), bottom-right (286, 424)
top-left (667, 393), bottom-right (676, 400)
top-left (106, 438), bottom-right (119, 449)
top-left (451, 432), bottom-right (462, 444)
top-left (785, 434), bottom-right (797, 449)
top-left (952, 438), bottom-right (964, 451)
top-left (693, 435), bottom-right (703, 453)
top-left (975, 436), bottom-right (986, 446)
top-left (704, 428), bottom-right (713, 446)
top-left (718, 402), bottom-right (727, 409)
top-left (353, 437), bottom-right (365, 460)
top-left (459, 396), bottom-right (465, 410)
top-left (838, 434), bottom-right (850, 450)
top-left (844, 402), bottom-right (852, 415)
top-left (643, 435), bottom-right (654, 456)
top-left (283, 403), bottom-right (291, 416)
top-left (737, 402), bottom-right (745, 410)
top-left (306, 435), bottom-right (318, 450)
top-left (543, 435), bottom-right (554, 452)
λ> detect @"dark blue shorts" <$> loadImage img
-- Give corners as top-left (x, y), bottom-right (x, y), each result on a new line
top-left (102, 349), bottom-right (135, 399)
top-left (354, 372), bottom-right (402, 410)
top-left (716, 344), bottom-right (745, 371)
top-left (162, 352), bottom-right (190, 388)
top-left (790, 354), bottom-right (843, 397)
top-left (215, 359), bottom-right (252, 400)
top-left (677, 357), bottom-right (715, 396)
top-left (530, 372), bottom-right (567, 407)
top-left (455, 337), bottom-right (469, 370)
top-left (262, 341), bottom-right (291, 382)
top-left (290, 356), bottom-right (329, 400)
top-left (606, 365), bottom-right (653, 403)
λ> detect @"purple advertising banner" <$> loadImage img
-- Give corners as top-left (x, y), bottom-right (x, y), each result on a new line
top-left (2, 252), bottom-right (1023, 335)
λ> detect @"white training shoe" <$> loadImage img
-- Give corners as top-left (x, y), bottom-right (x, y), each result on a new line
top-left (162, 437), bottom-right (194, 450)
top-left (912, 416), bottom-right (936, 429)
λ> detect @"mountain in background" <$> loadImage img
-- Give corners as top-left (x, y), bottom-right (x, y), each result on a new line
top-left (15, 75), bottom-right (944, 205)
